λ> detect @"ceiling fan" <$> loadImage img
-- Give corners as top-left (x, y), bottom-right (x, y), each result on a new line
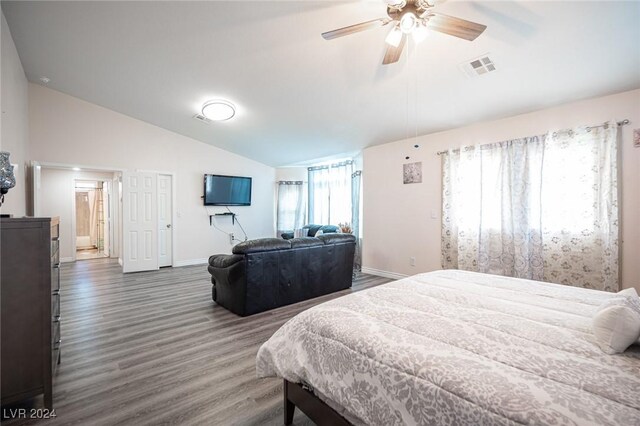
top-left (321, 0), bottom-right (487, 65)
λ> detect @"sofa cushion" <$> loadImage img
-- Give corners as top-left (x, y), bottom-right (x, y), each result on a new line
top-left (290, 237), bottom-right (324, 248)
top-left (232, 238), bottom-right (291, 254)
top-left (319, 225), bottom-right (339, 234)
top-left (317, 233), bottom-right (356, 244)
top-left (304, 224), bottom-right (323, 237)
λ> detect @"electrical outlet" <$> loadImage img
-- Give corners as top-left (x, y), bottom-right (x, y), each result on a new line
top-left (410, 257), bottom-right (416, 267)
top-left (229, 233), bottom-right (234, 244)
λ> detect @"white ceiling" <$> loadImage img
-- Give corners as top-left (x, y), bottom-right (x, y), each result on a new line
top-left (3, 1), bottom-right (639, 167)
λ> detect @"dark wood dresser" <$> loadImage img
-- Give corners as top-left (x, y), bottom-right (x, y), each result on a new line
top-left (1, 217), bottom-right (61, 409)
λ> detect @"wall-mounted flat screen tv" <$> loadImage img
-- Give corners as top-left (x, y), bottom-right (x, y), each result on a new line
top-left (204, 174), bottom-right (252, 206)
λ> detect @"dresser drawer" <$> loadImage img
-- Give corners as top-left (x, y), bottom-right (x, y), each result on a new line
top-left (52, 320), bottom-right (61, 374)
top-left (52, 292), bottom-right (60, 319)
top-left (51, 265), bottom-right (60, 293)
top-left (51, 239), bottom-right (59, 267)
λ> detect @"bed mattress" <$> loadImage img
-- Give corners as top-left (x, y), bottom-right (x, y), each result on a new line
top-left (256, 270), bottom-right (640, 425)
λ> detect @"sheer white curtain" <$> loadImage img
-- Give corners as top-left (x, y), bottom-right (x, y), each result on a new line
top-left (308, 167), bottom-right (330, 224)
top-left (276, 181), bottom-right (306, 235)
top-left (308, 161), bottom-right (352, 225)
top-left (442, 122), bottom-right (619, 291)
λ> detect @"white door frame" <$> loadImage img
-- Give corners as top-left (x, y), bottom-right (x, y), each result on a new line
top-left (157, 174), bottom-right (173, 267)
top-left (33, 162), bottom-right (124, 263)
top-left (71, 179), bottom-right (109, 261)
top-left (32, 162), bottom-right (174, 268)
top-left (30, 161), bottom-right (41, 216)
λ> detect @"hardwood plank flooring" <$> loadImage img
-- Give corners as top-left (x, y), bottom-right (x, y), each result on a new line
top-left (3, 259), bottom-right (390, 425)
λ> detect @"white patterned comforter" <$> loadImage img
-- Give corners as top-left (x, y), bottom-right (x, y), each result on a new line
top-left (256, 270), bottom-right (640, 425)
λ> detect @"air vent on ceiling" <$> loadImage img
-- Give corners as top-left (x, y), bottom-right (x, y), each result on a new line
top-left (459, 54), bottom-right (497, 78)
top-left (193, 113), bottom-right (212, 124)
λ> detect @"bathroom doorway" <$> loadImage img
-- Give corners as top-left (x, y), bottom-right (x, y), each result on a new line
top-left (74, 180), bottom-right (110, 260)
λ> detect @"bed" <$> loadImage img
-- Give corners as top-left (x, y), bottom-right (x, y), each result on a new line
top-left (256, 270), bottom-right (640, 425)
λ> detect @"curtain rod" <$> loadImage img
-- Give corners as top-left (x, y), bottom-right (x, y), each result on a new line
top-left (436, 119), bottom-right (630, 156)
top-left (277, 180), bottom-right (304, 185)
top-left (308, 160), bottom-right (354, 171)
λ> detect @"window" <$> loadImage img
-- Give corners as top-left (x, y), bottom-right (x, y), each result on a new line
top-left (442, 123), bottom-right (619, 291)
top-left (276, 181), bottom-right (306, 234)
top-left (308, 161), bottom-right (353, 225)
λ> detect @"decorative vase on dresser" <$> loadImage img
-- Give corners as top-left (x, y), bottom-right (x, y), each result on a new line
top-left (1, 217), bottom-right (61, 409)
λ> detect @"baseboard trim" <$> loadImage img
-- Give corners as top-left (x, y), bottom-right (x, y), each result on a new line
top-left (173, 258), bottom-right (209, 267)
top-left (60, 257), bottom-right (74, 263)
top-left (361, 267), bottom-right (408, 281)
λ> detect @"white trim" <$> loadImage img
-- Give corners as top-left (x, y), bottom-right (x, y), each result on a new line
top-left (71, 179), bottom-right (77, 261)
top-left (173, 258), bottom-right (209, 267)
top-left (60, 257), bottom-right (74, 263)
top-left (361, 267), bottom-right (408, 281)
top-left (37, 161), bottom-right (126, 173)
top-left (118, 257), bottom-right (123, 266)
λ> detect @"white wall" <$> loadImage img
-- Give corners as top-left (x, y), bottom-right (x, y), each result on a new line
top-left (39, 168), bottom-right (116, 261)
top-left (29, 84), bottom-right (276, 265)
top-left (363, 89), bottom-right (640, 292)
top-left (0, 12), bottom-right (28, 216)
top-left (276, 167), bottom-right (306, 182)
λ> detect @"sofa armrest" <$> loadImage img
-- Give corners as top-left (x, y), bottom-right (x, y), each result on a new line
top-left (209, 254), bottom-right (244, 268)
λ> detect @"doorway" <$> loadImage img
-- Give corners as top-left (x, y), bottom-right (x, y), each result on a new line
top-left (74, 180), bottom-right (109, 261)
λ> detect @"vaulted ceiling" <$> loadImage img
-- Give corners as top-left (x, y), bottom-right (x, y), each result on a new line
top-left (3, 1), bottom-right (639, 166)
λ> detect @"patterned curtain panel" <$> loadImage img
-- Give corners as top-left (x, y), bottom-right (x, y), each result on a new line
top-left (442, 122), bottom-right (619, 291)
top-left (276, 181), bottom-right (306, 236)
top-left (351, 170), bottom-right (362, 272)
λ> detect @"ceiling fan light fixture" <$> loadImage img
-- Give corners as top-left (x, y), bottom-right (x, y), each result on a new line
top-left (385, 25), bottom-right (403, 47)
top-left (385, 0), bottom-right (406, 8)
top-left (202, 100), bottom-right (236, 121)
top-left (412, 21), bottom-right (429, 43)
top-left (400, 12), bottom-right (417, 34)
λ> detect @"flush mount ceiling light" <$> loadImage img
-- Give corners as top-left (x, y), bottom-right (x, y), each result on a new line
top-left (202, 100), bottom-right (236, 121)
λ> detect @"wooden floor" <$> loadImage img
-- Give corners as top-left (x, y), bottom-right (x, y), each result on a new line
top-left (5, 259), bottom-right (390, 425)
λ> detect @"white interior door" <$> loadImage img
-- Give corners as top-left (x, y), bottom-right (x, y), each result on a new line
top-left (122, 172), bottom-right (158, 273)
top-left (158, 174), bottom-right (173, 267)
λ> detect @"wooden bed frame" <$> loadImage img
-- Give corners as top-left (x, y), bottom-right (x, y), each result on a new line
top-left (284, 380), bottom-right (351, 425)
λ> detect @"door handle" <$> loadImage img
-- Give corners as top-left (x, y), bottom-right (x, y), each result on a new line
top-left (166, 224), bottom-right (172, 229)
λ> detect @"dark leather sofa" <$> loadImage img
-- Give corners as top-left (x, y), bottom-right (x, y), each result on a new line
top-left (208, 233), bottom-right (356, 316)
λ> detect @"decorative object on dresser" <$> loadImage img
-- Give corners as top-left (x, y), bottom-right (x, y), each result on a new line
top-left (208, 233), bottom-right (356, 316)
top-left (0, 151), bottom-right (16, 207)
top-left (1, 217), bottom-right (61, 409)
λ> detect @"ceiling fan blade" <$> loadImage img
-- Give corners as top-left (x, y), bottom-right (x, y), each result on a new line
top-left (322, 18), bottom-right (390, 40)
top-left (425, 12), bottom-right (487, 41)
top-left (382, 33), bottom-right (407, 65)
